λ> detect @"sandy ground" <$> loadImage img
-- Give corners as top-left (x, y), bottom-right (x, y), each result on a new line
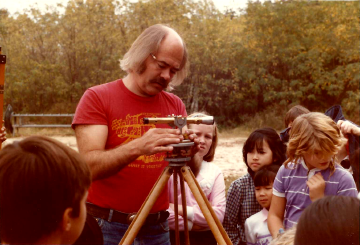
top-left (3, 136), bottom-right (247, 180)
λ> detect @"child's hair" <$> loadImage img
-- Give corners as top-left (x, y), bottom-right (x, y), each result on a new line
top-left (243, 128), bottom-right (287, 177)
top-left (188, 112), bottom-right (218, 162)
top-left (253, 165), bottom-right (280, 187)
top-left (295, 196), bottom-right (359, 245)
top-left (0, 136), bottom-right (91, 244)
top-left (284, 105), bottom-right (310, 128)
top-left (284, 112), bottom-right (347, 173)
top-left (270, 226), bottom-right (296, 245)
top-left (350, 148), bottom-right (359, 191)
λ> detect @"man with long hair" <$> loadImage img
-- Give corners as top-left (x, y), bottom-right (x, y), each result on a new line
top-left (72, 24), bottom-right (197, 244)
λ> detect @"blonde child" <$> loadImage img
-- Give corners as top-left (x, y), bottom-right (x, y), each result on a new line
top-left (168, 112), bottom-right (225, 245)
top-left (223, 128), bottom-right (287, 245)
top-left (270, 226), bottom-right (296, 245)
top-left (268, 112), bottom-right (358, 238)
top-left (245, 165), bottom-right (280, 245)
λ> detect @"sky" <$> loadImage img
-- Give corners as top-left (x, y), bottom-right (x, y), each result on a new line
top-left (0, 0), bottom-right (248, 15)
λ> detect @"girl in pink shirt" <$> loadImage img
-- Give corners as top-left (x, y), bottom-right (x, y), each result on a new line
top-left (168, 112), bottom-right (225, 245)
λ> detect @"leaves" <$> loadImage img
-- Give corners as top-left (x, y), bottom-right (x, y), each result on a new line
top-left (0, 0), bottom-right (358, 126)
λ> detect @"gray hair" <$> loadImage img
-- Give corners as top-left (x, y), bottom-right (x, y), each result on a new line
top-left (120, 24), bottom-right (188, 90)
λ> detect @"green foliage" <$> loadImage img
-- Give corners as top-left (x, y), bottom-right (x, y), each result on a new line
top-left (0, 0), bottom-right (359, 126)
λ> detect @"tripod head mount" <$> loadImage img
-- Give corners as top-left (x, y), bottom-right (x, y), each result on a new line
top-left (143, 115), bottom-right (215, 166)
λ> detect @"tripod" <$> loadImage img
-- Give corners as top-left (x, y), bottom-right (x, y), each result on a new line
top-left (119, 161), bottom-right (232, 245)
top-left (119, 116), bottom-right (232, 245)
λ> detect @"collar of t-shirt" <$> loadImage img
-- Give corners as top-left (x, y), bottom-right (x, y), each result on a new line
top-left (260, 208), bottom-right (269, 222)
top-left (300, 158), bottom-right (323, 179)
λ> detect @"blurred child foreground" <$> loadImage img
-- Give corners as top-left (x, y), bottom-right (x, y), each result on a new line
top-left (0, 136), bottom-right (91, 244)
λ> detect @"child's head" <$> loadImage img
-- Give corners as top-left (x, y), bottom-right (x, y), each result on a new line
top-left (295, 196), bottom-right (359, 245)
top-left (284, 105), bottom-right (310, 128)
top-left (243, 127), bottom-right (286, 177)
top-left (188, 112), bottom-right (218, 162)
top-left (285, 112), bottom-right (347, 172)
top-left (253, 165), bottom-right (280, 209)
top-left (270, 226), bottom-right (296, 245)
top-left (0, 136), bottom-right (91, 244)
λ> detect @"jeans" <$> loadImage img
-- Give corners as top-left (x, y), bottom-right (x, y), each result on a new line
top-left (96, 218), bottom-right (170, 245)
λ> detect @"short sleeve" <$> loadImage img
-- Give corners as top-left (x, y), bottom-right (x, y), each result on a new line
top-left (72, 88), bottom-right (108, 127)
top-left (273, 165), bottom-right (286, 197)
top-left (337, 169), bottom-right (358, 197)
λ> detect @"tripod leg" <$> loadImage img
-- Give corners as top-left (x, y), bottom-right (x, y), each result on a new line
top-left (173, 169), bottom-right (180, 245)
top-left (119, 166), bottom-right (173, 245)
top-left (181, 166), bottom-right (233, 245)
top-left (179, 172), bottom-right (190, 245)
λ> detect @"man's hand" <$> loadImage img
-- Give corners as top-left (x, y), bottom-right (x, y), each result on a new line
top-left (307, 172), bottom-right (325, 202)
top-left (133, 128), bottom-right (184, 156)
top-left (337, 120), bottom-right (360, 136)
top-left (184, 129), bottom-right (200, 156)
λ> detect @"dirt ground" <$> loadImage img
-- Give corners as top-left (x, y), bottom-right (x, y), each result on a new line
top-left (4, 136), bottom-right (248, 190)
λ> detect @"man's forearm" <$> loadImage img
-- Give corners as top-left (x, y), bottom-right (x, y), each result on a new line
top-left (83, 140), bottom-right (141, 181)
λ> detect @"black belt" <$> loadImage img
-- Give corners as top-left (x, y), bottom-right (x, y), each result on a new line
top-left (86, 202), bottom-right (169, 225)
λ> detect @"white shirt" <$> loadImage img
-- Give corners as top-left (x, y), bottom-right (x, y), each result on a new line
top-left (244, 208), bottom-right (273, 245)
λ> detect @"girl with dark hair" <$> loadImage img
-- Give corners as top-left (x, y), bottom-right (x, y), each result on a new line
top-left (223, 128), bottom-right (287, 245)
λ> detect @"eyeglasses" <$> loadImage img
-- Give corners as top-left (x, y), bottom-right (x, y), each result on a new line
top-left (150, 53), bottom-right (179, 75)
top-left (150, 53), bottom-right (157, 61)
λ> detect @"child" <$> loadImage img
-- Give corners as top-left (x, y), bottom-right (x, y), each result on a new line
top-left (270, 227), bottom-right (296, 245)
top-left (280, 105), bottom-right (310, 143)
top-left (245, 165), bottom-right (280, 245)
top-left (168, 112), bottom-right (225, 245)
top-left (268, 112), bottom-right (358, 238)
top-left (0, 136), bottom-right (91, 244)
top-left (223, 128), bottom-right (287, 245)
top-left (284, 105), bottom-right (310, 129)
top-left (295, 196), bottom-right (359, 245)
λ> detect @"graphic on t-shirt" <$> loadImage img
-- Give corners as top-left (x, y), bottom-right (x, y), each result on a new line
top-left (111, 112), bottom-right (165, 165)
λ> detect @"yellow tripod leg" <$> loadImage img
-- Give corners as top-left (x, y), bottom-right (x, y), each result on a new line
top-left (181, 166), bottom-right (233, 245)
top-left (119, 166), bottom-right (173, 245)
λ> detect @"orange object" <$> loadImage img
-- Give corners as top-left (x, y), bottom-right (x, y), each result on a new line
top-left (0, 47), bottom-right (6, 149)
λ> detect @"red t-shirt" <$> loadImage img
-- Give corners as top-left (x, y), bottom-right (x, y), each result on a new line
top-left (72, 79), bottom-right (187, 213)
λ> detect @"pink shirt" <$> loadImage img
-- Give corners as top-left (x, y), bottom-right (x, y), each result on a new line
top-left (168, 161), bottom-right (226, 230)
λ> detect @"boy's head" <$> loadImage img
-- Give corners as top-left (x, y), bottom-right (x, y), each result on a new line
top-left (0, 136), bottom-right (91, 244)
top-left (253, 165), bottom-right (280, 209)
top-left (281, 105), bottom-right (310, 143)
top-left (284, 105), bottom-right (310, 128)
top-left (295, 196), bottom-right (359, 245)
